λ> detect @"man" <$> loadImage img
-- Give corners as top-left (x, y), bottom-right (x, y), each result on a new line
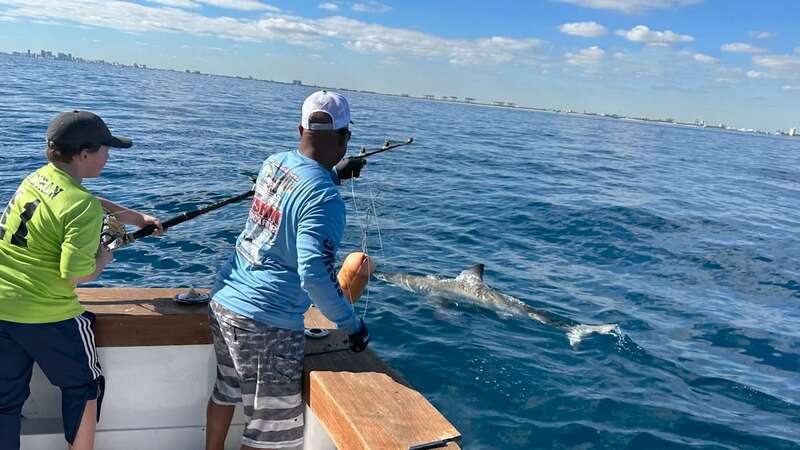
top-left (207, 91), bottom-right (369, 450)
top-left (0, 111), bottom-right (164, 450)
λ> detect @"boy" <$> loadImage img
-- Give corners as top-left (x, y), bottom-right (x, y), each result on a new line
top-left (0, 111), bottom-right (164, 450)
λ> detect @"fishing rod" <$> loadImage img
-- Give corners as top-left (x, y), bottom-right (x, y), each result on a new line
top-left (138, 189), bottom-right (255, 239)
top-left (355, 137), bottom-right (413, 159)
top-left (101, 188), bottom-right (255, 249)
top-left (101, 137), bottom-right (414, 250)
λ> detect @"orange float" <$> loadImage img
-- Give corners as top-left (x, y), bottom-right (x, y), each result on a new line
top-left (337, 252), bottom-right (376, 304)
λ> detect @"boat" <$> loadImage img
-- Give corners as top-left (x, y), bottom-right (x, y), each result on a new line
top-left (20, 288), bottom-right (462, 450)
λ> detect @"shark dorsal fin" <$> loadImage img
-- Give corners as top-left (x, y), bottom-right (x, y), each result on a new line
top-left (457, 264), bottom-right (485, 282)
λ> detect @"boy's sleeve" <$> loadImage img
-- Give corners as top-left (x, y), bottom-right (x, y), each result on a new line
top-left (296, 196), bottom-right (359, 335)
top-left (60, 197), bottom-right (103, 279)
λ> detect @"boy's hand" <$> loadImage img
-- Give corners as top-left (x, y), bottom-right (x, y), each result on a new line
top-left (97, 244), bottom-right (114, 266)
top-left (137, 213), bottom-right (165, 236)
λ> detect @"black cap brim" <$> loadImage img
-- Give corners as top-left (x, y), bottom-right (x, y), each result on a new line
top-left (107, 135), bottom-right (133, 148)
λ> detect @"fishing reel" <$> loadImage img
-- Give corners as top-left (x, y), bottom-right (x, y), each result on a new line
top-left (100, 211), bottom-right (132, 250)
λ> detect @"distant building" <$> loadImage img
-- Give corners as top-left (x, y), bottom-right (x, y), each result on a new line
top-left (464, 97), bottom-right (475, 103)
top-left (292, 79), bottom-right (302, 85)
top-left (790, 128), bottom-right (798, 136)
top-left (423, 95), bottom-right (434, 100)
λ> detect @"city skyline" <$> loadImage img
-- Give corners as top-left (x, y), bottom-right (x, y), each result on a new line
top-left (0, 0), bottom-right (799, 130)
top-left (8, 46), bottom-right (799, 137)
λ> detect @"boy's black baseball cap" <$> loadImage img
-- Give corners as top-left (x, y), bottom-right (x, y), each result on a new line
top-left (46, 111), bottom-right (133, 150)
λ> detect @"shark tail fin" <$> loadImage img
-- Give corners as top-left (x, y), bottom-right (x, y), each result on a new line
top-left (565, 323), bottom-right (622, 349)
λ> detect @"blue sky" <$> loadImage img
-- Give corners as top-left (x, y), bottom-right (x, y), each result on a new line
top-left (1, 0), bottom-right (798, 130)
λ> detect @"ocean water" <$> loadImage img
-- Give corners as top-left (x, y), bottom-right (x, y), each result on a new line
top-left (2, 54), bottom-right (800, 449)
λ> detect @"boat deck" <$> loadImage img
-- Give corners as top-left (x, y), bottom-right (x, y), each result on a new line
top-left (21, 288), bottom-right (461, 450)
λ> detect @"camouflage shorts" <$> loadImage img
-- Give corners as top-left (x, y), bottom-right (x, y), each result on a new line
top-left (209, 301), bottom-right (305, 449)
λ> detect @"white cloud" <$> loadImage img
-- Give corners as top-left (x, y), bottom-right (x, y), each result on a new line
top-left (0, 0), bottom-right (539, 66)
top-left (748, 30), bottom-right (775, 40)
top-left (198, 0), bottom-right (279, 11)
top-left (783, 85), bottom-right (800, 91)
top-left (693, 53), bottom-right (717, 64)
top-left (565, 46), bottom-right (606, 69)
top-left (318, 2), bottom-right (338, 10)
top-left (753, 53), bottom-right (800, 79)
top-left (558, 21), bottom-right (607, 37)
top-left (746, 70), bottom-right (769, 79)
top-left (558, 0), bottom-right (701, 14)
top-left (720, 42), bottom-right (766, 54)
top-left (150, 0), bottom-right (280, 10)
top-left (795, 47), bottom-right (800, 54)
top-left (148, 0), bottom-right (200, 8)
top-left (352, 1), bottom-right (391, 13)
top-left (616, 25), bottom-right (694, 46)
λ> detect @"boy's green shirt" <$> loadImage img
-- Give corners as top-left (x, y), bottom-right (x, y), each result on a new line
top-left (0, 163), bottom-right (103, 323)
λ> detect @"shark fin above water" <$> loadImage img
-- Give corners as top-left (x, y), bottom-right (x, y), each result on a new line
top-left (456, 264), bottom-right (485, 282)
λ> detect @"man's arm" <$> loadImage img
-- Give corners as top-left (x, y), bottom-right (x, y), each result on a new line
top-left (296, 198), bottom-right (360, 335)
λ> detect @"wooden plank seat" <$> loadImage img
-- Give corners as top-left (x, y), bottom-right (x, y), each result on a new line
top-left (75, 288), bottom-right (461, 450)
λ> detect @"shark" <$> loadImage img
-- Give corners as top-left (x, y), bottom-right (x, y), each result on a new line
top-left (374, 264), bottom-right (620, 348)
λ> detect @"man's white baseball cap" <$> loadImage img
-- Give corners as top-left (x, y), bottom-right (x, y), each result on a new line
top-left (301, 90), bottom-right (351, 130)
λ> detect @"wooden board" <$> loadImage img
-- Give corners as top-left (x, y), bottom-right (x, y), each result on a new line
top-left (310, 371), bottom-right (461, 450)
top-left (76, 288), bottom-right (339, 348)
top-left (77, 288), bottom-right (211, 347)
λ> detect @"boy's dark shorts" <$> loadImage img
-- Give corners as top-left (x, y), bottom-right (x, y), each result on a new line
top-left (0, 311), bottom-right (105, 450)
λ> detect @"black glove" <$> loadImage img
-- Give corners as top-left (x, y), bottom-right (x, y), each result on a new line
top-left (335, 157), bottom-right (367, 180)
top-left (347, 319), bottom-right (370, 353)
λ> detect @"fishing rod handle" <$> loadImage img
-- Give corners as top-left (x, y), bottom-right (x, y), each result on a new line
top-left (128, 190), bottom-right (256, 241)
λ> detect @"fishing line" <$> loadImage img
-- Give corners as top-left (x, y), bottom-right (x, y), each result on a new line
top-left (365, 178), bottom-right (385, 259)
top-left (349, 175), bottom-right (373, 320)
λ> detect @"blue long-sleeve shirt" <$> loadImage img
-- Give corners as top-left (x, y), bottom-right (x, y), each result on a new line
top-left (211, 150), bottom-right (360, 334)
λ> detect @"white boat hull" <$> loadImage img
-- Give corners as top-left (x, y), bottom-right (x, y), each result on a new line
top-left (21, 344), bottom-right (335, 450)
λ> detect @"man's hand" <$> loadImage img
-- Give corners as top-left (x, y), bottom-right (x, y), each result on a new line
top-left (348, 319), bottom-right (370, 353)
top-left (335, 157), bottom-right (367, 180)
